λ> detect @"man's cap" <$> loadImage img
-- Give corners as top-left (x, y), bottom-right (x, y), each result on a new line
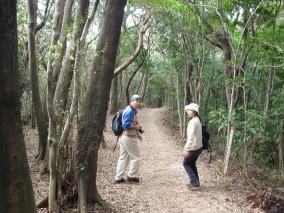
top-left (185, 103), bottom-right (199, 113)
top-left (131, 94), bottom-right (141, 101)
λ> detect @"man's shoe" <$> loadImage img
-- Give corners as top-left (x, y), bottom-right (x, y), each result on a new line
top-left (114, 178), bottom-right (125, 184)
top-left (126, 176), bottom-right (139, 183)
top-left (186, 183), bottom-right (200, 188)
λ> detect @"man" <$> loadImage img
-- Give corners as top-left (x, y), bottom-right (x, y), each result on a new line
top-left (114, 95), bottom-right (143, 183)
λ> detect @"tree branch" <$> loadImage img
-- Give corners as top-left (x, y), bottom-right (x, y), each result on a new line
top-left (113, 8), bottom-right (151, 78)
top-left (36, 0), bottom-right (53, 33)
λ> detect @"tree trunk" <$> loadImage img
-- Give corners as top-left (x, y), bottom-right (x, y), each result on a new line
top-left (136, 72), bottom-right (145, 94)
top-left (176, 71), bottom-right (183, 137)
top-left (263, 67), bottom-right (274, 119)
top-left (51, 0), bottom-right (75, 86)
top-left (140, 72), bottom-right (148, 101)
top-left (54, 0), bottom-right (89, 112)
top-left (125, 55), bottom-right (147, 102)
top-left (204, 49), bottom-right (216, 117)
top-left (278, 85), bottom-right (284, 177)
top-left (75, 0), bottom-right (126, 210)
top-left (55, 0), bottom-right (100, 207)
top-left (109, 76), bottom-right (119, 114)
top-left (46, 0), bottom-right (66, 211)
top-left (0, 0), bottom-right (36, 211)
top-left (28, 0), bottom-right (48, 161)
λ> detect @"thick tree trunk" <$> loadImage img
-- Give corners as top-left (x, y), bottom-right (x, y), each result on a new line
top-left (0, 0), bottom-right (36, 211)
top-left (75, 0), bottom-right (126, 210)
top-left (218, 38), bottom-right (233, 109)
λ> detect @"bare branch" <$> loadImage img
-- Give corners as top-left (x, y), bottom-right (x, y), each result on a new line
top-left (113, 8), bottom-right (152, 78)
top-left (36, 0), bottom-right (53, 33)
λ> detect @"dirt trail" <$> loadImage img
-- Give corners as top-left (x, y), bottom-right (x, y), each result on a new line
top-left (98, 107), bottom-right (251, 212)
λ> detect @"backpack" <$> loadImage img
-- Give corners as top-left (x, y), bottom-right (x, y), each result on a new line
top-left (199, 116), bottom-right (212, 164)
top-left (111, 106), bottom-right (135, 151)
top-left (111, 109), bottom-right (125, 136)
top-left (202, 124), bottom-right (212, 152)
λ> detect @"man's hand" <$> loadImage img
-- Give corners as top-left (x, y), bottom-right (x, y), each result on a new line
top-left (137, 125), bottom-right (142, 131)
top-left (138, 134), bottom-right (143, 141)
top-left (182, 150), bottom-right (189, 158)
top-left (133, 124), bottom-right (141, 130)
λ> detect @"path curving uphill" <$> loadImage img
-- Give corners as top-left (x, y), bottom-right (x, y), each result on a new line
top-left (97, 107), bottom-right (250, 212)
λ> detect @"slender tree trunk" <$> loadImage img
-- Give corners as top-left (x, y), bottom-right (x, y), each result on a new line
top-left (278, 85), bottom-right (284, 177)
top-left (46, 0), bottom-right (66, 210)
top-left (75, 0), bottom-right (126, 211)
top-left (176, 72), bottom-right (183, 137)
top-left (0, 0), bottom-right (36, 211)
top-left (204, 49), bottom-right (215, 117)
top-left (264, 67), bottom-right (274, 119)
top-left (57, 0), bottom-right (100, 207)
top-left (109, 76), bottom-right (119, 113)
top-left (125, 55), bottom-right (146, 102)
top-left (54, 0), bottom-right (89, 112)
top-left (140, 72), bottom-right (148, 101)
top-left (136, 72), bottom-right (145, 94)
top-left (28, 0), bottom-right (48, 161)
top-left (51, 0), bottom-right (75, 85)
top-left (182, 61), bottom-right (191, 138)
top-left (53, 1), bottom-right (90, 199)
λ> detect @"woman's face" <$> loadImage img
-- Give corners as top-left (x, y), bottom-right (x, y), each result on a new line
top-left (187, 110), bottom-right (197, 118)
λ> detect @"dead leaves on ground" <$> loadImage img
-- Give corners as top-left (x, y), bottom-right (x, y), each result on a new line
top-left (247, 188), bottom-right (284, 212)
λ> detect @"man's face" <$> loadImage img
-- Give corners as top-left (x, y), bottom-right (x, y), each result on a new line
top-left (132, 99), bottom-right (141, 109)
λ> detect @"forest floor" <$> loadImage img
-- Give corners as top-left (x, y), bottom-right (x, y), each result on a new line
top-left (26, 107), bottom-right (254, 213)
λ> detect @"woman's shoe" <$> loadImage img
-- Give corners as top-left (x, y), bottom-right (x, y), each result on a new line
top-left (186, 183), bottom-right (200, 188)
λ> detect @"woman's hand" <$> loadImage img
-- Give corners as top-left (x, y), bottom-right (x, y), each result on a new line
top-left (182, 150), bottom-right (189, 158)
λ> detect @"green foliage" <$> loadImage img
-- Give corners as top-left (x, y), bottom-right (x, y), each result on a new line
top-left (209, 107), bottom-right (234, 132)
top-left (209, 104), bottom-right (281, 168)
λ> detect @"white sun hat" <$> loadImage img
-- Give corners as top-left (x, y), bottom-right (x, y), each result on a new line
top-left (184, 103), bottom-right (199, 113)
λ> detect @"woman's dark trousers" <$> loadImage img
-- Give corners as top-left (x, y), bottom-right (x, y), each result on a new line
top-left (183, 148), bottom-right (202, 185)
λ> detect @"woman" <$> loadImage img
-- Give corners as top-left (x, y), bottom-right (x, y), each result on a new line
top-left (183, 103), bottom-right (203, 188)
